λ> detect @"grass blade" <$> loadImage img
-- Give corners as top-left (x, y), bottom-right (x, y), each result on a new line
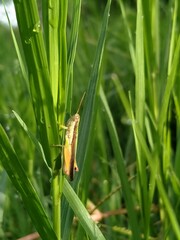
top-left (0, 125), bottom-right (57, 240)
top-left (158, 36), bottom-right (180, 136)
top-left (12, 110), bottom-right (51, 173)
top-left (62, 0), bottom-right (111, 238)
top-left (63, 179), bottom-right (106, 240)
top-left (100, 88), bottom-right (141, 240)
top-left (13, 0), bottom-right (59, 167)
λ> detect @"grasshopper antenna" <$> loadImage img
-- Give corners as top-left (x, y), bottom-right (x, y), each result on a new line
top-left (76, 92), bottom-right (86, 114)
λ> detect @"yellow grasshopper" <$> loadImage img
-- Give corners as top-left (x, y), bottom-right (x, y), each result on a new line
top-left (62, 93), bottom-right (86, 181)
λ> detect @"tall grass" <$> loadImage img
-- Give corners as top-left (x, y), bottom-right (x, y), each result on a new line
top-left (0, 0), bottom-right (180, 239)
top-left (0, 0), bottom-right (111, 239)
top-left (112, 0), bottom-right (180, 239)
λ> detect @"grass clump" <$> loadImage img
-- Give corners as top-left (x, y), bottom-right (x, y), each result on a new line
top-left (0, 0), bottom-right (180, 239)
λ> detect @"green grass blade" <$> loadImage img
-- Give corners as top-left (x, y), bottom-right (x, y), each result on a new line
top-left (118, 0), bottom-right (136, 70)
top-left (46, 0), bottom-right (60, 107)
top-left (13, 2), bottom-right (62, 237)
top-left (167, 0), bottom-right (178, 74)
top-left (66, 0), bottom-right (82, 113)
top-left (0, 125), bottom-right (57, 240)
top-left (13, 0), bottom-right (59, 166)
top-left (77, 0), bottom-right (111, 184)
top-left (158, 36), bottom-right (180, 136)
top-left (57, 1), bottom-right (68, 124)
top-left (135, 0), bottom-right (149, 236)
top-left (3, 2), bottom-right (28, 83)
top-left (156, 177), bottom-right (180, 238)
top-left (12, 110), bottom-right (51, 173)
top-left (112, 74), bottom-right (132, 118)
top-left (135, 0), bottom-right (145, 128)
top-left (100, 87), bottom-right (141, 240)
top-left (142, 1), bottom-right (159, 115)
top-left (67, 0), bottom-right (82, 89)
top-left (44, 2), bottom-right (68, 237)
top-left (62, 0), bottom-right (111, 238)
top-left (63, 179), bottom-right (106, 240)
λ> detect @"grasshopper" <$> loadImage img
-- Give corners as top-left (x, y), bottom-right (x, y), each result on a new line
top-left (63, 93), bottom-right (86, 181)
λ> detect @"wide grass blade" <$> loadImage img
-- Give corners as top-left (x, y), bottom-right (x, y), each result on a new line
top-left (0, 125), bottom-right (57, 240)
top-left (12, 2), bottom-right (63, 237)
top-left (62, 0), bottom-right (111, 238)
top-left (63, 179), bottom-right (106, 240)
top-left (13, 0), bottom-right (59, 167)
top-left (77, 0), bottom-right (111, 184)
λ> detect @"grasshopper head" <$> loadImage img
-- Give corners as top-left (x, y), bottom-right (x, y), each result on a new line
top-left (74, 113), bottom-right (80, 122)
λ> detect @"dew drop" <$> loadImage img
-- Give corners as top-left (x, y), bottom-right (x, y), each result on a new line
top-left (24, 38), bottom-right (31, 44)
top-left (33, 22), bottom-right (41, 33)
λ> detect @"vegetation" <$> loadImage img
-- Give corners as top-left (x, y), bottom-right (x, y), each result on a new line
top-left (0, 0), bottom-right (180, 239)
